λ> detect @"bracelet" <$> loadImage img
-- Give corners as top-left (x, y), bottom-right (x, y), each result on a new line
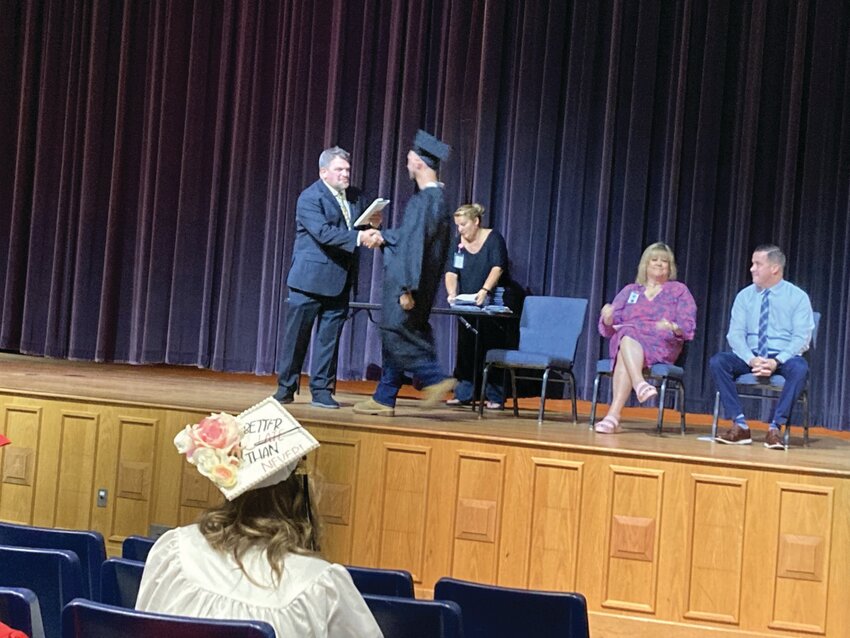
top-left (481, 287), bottom-right (491, 294)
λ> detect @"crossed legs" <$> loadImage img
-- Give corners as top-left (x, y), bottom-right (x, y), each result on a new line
top-left (595, 336), bottom-right (656, 433)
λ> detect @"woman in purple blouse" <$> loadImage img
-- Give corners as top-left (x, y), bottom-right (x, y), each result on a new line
top-left (594, 242), bottom-right (697, 433)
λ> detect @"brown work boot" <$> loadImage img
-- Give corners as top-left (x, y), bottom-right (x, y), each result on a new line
top-left (714, 424), bottom-right (752, 445)
top-left (764, 428), bottom-right (787, 450)
top-left (420, 378), bottom-right (458, 407)
top-left (352, 398), bottom-right (395, 417)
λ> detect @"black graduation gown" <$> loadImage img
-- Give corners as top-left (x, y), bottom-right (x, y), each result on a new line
top-left (379, 185), bottom-right (452, 368)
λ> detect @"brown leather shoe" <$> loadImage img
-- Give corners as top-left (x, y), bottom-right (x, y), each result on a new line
top-left (420, 378), bottom-right (458, 407)
top-left (764, 428), bottom-right (787, 450)
top-left (715, 424), bottom-right (752, 445)
top-left (352, 398), bottom-right (395, 417)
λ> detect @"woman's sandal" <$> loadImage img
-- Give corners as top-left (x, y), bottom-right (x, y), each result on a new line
top-left (635, 381), bottom-right (658, 404)
top-left (484, 401), bottom-right (503, 410)
top-left (594, 415), bottom-right (622, 434)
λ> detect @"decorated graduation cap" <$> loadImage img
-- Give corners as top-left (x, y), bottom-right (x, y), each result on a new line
top-left (174, 396), bottom-right (319, 501)
top-left (412, 129), bottom-right (451, 169)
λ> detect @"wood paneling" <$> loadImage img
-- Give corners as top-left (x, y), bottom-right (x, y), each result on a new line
top-left (602, 465), bottom-right (664, 613)
top-left (685, 473), bottom-right (748, 624)
top-left (378, 444), bottom-right (431, 580)
top-left (0, 405), bottom-right (42, 523)
top-left (770, 483), bottom-right (834, 634)
top-left (451, 451), bottom-right (506, 583)
top-left (2, 388), bottom-right (850, 637)
top-left (313, 437), bottom-right (360, 565)
top-left (527, 457), bottom-right (583, 590)
top-left (54, 411), bottom-right (99, 529)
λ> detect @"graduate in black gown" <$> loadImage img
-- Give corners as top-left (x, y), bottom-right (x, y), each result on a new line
top-left (353, 131), bottom-right (457, 416)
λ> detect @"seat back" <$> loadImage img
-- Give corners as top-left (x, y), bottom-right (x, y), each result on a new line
top-left (99, 558), bottom-right (145, 608)
top-left (0, 545), bottom-right (83, 638)
top-left (519, 296), bottom-right (588, 362)
top-left (0, 522), bottom-right (105, 600)
top-left (0, 587), bottom-right (46, 638)
top-left (121, 535), bottom-right (157, 562)
top-left (434, 577), bottom-right (589, 638)
top-left (346, 565), bottom-right (415, 598)
top-left (363, 594), bottom-right (463, 638)
top-left (62, 599), bottom-right (276, 638)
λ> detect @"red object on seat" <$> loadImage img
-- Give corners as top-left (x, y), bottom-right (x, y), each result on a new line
top-left (0, 620), bottom-right (28, 638)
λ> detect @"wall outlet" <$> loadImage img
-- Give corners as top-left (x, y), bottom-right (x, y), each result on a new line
top-left (96, 488), bottom-right (108, 507)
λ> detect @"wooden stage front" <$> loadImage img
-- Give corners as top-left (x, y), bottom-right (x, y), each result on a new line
top-left (1, 353), bottom-right (848, 637)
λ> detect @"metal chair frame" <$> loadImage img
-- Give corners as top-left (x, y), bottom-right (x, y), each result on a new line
top-left (710, 312), bottom-right (820, 447)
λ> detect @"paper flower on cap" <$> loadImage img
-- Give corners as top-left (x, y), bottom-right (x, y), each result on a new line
top-left (175, 412), bottom-right (243, 489)
top-left (175, 398), bottom-right (320, 500)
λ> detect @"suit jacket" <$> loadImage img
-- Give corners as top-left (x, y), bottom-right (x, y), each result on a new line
top-left (286, 179), bottom-right (363, 298)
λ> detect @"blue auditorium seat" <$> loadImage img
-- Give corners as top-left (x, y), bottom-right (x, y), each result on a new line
top-left (0, 586), bottom-right (46, 638)
top-left (346, 565), bottom-right (415, 598)
top-left (434, 576), bottom-right (589, 638)
top-left (99, 558), bottom-right (145, 608)
top-left (62, 598), bottom-right (276, 638)
top-left (121, 535), bottom-right (157, 562)
top-left (363, 594), bottom-right (463, 638)
top-left (0, 521), bottom-right (106, 600)
top-left (0, 545), bottom-right (83, 638)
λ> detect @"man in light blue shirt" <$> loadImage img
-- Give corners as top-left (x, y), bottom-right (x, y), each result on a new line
top-left (711, 245), bottom-right (814, 449)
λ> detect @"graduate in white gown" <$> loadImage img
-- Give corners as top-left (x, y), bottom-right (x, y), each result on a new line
top-left (136, 401), bottom-right (382, 637)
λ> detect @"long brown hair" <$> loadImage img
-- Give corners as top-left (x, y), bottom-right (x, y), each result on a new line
top-left (198, 465), bottom-right (322, 584)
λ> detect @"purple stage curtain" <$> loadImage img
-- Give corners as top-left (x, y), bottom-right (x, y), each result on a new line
top-left (1, 1), bottom-right (848, 428)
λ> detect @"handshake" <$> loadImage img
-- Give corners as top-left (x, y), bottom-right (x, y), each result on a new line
top-left (360, 228), bottom-right (385, 249)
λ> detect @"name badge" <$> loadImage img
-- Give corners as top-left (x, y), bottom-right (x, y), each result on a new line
top-left (627, 292), bottom-right (640, 304)
top-left (453, 253), bottom-right (464, 269)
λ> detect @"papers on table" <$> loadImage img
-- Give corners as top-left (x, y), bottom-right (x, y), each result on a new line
top-left (451, 293), bottom-right (479, 306)
top-left (353, 198), bottom-right (390, 227)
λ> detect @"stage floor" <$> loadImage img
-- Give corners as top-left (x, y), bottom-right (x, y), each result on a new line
top-left (1, 353), bottom-right (848, 478)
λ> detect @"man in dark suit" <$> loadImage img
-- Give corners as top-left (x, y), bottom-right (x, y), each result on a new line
top-left (275, 146), bottom-right (383, 408)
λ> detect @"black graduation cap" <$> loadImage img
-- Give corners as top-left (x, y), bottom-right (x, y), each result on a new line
top-left (412, 130), bottom-right (451, 169)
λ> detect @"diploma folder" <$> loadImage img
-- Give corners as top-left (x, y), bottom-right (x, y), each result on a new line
top-left (353, 198), bottom-right (390, 227)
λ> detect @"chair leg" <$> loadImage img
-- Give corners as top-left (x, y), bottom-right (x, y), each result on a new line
top-left (589, 373), bottom-right (602, 429)
top-left (711, 392), bottom-right (721, 438)
top-left (656, 379), bottom-right (668, 434)
top-left (569, 372), bottom-right (578, 423)
top-left (678, 383), bottom-right (686, 435)
top-left (510, 370), bottom-right (519, 417)
top-left (803, 392), bottom-right (809, 447)
top-left (538, 368), bottom-right (550, 424)
top-left (478, 364), bottom-right (491, 419)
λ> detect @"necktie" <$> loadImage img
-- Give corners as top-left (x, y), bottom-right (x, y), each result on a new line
top-left (335, 191), bottom-right (351, 228)
top-left (757, 290), bottom-right (770, 356)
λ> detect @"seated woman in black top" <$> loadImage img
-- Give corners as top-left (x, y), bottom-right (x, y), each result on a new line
top-left (444, 203), bottom-right (509, 409)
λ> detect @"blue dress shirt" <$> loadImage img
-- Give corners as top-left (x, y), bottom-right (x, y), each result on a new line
top-left (726, 279), bottom-right (814, 364)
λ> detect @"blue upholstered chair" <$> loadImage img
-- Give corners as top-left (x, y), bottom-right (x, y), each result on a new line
top-left (345, 565), bottom-right (415, 598)
top-left (0, 522), bottom-right (106, 600)
top-left (0, 545), bottom-right (83, 638)
top-left (363, 594), bottom-right (463, 638)
top-left (62, 598), bottom-right (276, 638)
top-left (479, 296), bottom-right (589, 423)
top-left (99, 558), bottom-right (145, 608)
top-left (589, 346), bottom-right (688, 434)
top-left (434, 577), bottom-right (589, 638)
top-left (711, 312), bottom-right (820, 447)
top-left (121, 535), bottom-right (157, 563)
top-left (0, 587), bottom-right (46, 638)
